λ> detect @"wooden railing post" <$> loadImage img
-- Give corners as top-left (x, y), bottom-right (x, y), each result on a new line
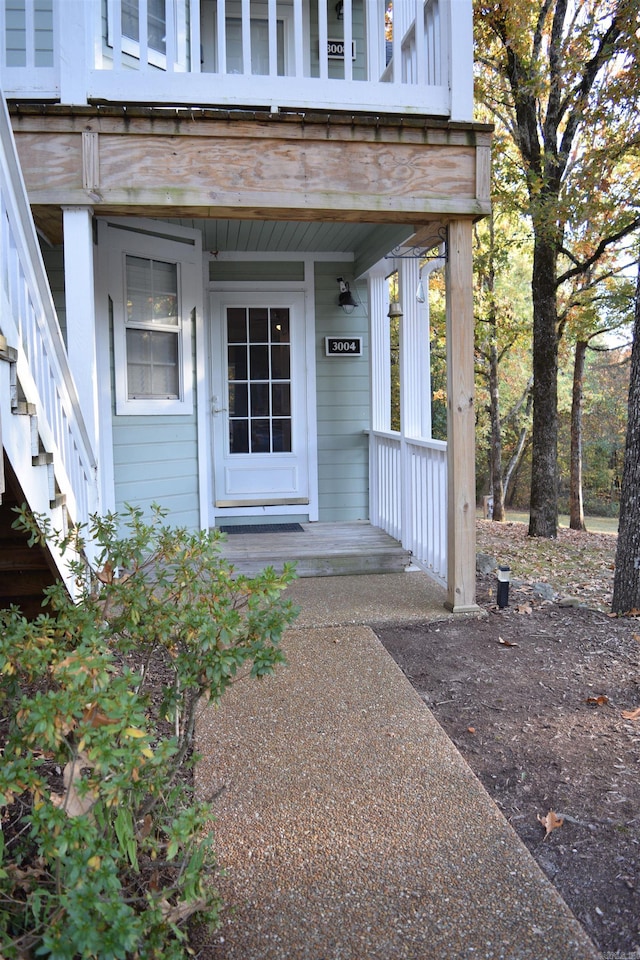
top-left (445, 219), bottom-right (479, 612)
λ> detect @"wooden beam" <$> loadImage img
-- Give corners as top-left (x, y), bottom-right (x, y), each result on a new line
top-left (445, 219), bottom-right (479, 613)
top-left (10, 110), bottom-right (491, 233)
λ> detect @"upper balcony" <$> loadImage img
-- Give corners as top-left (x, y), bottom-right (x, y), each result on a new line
top-left (0, 0), bottom-right (473, 121)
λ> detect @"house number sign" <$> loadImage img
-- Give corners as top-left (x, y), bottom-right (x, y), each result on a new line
top-left (327, 39), bottom-right (357, 60)
top-left (325, 336), bottom-right (363, 356)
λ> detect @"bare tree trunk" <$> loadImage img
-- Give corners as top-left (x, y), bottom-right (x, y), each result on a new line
top-left (569, 339), bottom-right (587, 531)
top-left (612, 258), bottom-right (640, 613)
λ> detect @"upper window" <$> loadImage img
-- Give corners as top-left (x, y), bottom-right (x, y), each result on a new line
top-left (108, 0), bottom-right (169, 67)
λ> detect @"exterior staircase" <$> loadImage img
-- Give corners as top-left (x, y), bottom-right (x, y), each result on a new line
top-left (0, 453), bottom-right (59, 618)
top-left (0, 92), bottom-right (99, 615)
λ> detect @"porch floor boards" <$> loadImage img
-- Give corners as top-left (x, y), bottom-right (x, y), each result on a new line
top-left (216, 520), bottom-right (411, 578)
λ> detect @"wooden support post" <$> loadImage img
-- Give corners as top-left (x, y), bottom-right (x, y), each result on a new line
top-left (445, 219), bottom-right (479, 612)
top-left (63, 207), bottom-right (99, 452)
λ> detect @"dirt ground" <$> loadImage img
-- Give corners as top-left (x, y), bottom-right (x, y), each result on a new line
top-left (376, 556), bottom-right (640, 957)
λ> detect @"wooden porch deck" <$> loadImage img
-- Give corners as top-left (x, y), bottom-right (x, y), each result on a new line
top-left (216, 521), bottom-right (411, 578)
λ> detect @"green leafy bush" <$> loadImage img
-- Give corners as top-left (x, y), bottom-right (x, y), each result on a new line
top-left (0, 505), bottom-right (297, 959)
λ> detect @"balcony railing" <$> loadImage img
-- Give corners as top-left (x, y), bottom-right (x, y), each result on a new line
top-left (369, 429), bottom-right (447, 584)
top-left (0, 0), bottom-right (473, 119)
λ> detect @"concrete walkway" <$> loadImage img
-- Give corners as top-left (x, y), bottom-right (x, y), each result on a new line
top-left (195, 573), bottom-right (600, 960)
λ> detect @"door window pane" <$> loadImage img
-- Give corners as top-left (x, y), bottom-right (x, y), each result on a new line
top-left (228, 382), bottom-right (248, 418)
top-left (271, 345), bottom-right (290, 380)
top-left (250, 345), bottom-right (270, 381)
top-left (230, 419), bottom-right (249, 454)
top-left (251, 383), bottom-right (270, 417)
top-left (227, 306), bottom-right (292, 454)
top-left (272, 383), bottom-right (290, 417)
top-left (249, 308), bottom-right (269, 342)
top-left (227, 307), bottom-right (247, 343)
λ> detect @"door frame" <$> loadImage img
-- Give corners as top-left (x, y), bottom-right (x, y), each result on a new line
top-left (206, 272), bottom-right (318, 527)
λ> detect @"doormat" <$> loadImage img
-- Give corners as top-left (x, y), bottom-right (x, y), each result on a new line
top-left (219, 523), bottom-right (304, 534)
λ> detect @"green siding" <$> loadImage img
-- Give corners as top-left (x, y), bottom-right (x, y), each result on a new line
top-left (111, 314), bottom-right (201, 529)
top-left (314, 263), bottom-right (370, 522)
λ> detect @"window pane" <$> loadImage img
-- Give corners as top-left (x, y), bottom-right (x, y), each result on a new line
top-left (272, 419), bottom-right (291, 452)
top-left (250, 345), bottom-right (269, 380)
top-left (270, 309), bottom-right (290, 342)
top-left (230, 419), bottom-right (249, 454)
top-left (251, 419), bottom-right (271, 453)
top-left (249, 308), bottom-right (269, 343)
top-left (227, 308), bottom-right (247, 343)
top-left (272, 383), bottom-right (290, 417)
top-left (228, 382), bottom-right (248, 417)
top-left (251, 383), bottom-right (270, 417)
top-left (121, 0), bottom-right (165, 54)
top-left (271, 345), bottom-right (290, 379)
top-left (126, 329), bottom-right (179, 398)
top-left (126, 256), bottom-right (178, 326)
top-left (228, 345), bottom-right (248, 381)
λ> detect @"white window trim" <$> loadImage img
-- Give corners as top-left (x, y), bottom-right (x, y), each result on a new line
top-left (107, 225), bottom-right (197, 417)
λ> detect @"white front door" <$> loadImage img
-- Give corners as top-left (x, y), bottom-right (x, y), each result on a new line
top-left (210, 291), bottom-right (310, 510)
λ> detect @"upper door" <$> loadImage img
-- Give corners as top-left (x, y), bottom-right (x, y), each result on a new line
top-left (210, 291), bottom-right (310, 510)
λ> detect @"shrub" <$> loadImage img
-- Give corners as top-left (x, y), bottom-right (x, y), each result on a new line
top-left (0, 505), bottom-right (297, 959)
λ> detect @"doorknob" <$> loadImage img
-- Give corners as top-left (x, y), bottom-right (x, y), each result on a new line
top-left (212, 396), bottom-right (227, 415)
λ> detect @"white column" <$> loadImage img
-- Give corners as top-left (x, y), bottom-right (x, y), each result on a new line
top-left (368, 268), bottom-right (390, 433)
top-left (63, 207), bottom-right (99, 454)
top-left (445, 220), bottom-right (478, 612)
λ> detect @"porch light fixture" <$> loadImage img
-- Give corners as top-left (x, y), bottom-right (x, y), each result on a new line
top-left (337, 277), bottom-right (358, 314)
top-left (336, 1), bottom-right (344, 19)
top-left (387, 300), bottom-right (403, 319)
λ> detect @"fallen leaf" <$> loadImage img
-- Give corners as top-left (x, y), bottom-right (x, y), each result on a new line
top-left (621, 706), bottom-right (640, 721)
top-left (498, 636), bottom-right (519, 647)
top-left (467, 726), bottom-right (476, 734)
top-left (537, 810), bottom-right (564, 838)
top-left (516, 604), bottom-right (533, 615)
top-left (585, 695), bottom-right (609, 706)
top-left (83, 702), bottom-right (118, 727)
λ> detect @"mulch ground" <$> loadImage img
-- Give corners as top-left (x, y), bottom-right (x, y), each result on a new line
top-left (375, 548), bottom-right (640, 957)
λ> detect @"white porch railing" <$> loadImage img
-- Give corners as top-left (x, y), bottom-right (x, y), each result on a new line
top-left (0, 0), bottom-right (474, 120)
top-left (0, 91), bottom-right (98, 579)
top-left (370, 429), bottom-right (447, 584)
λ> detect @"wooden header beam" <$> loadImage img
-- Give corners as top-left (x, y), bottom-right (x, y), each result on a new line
top-left (10, 109), bottom-right (491, 242)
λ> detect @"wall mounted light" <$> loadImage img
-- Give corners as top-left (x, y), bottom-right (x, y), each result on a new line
top-left (387, 300), bottom-right (403, 319)
top-left (337, 277), bottom-right (358, 313)
top-left (335, 0), bottom-right (344, 19)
